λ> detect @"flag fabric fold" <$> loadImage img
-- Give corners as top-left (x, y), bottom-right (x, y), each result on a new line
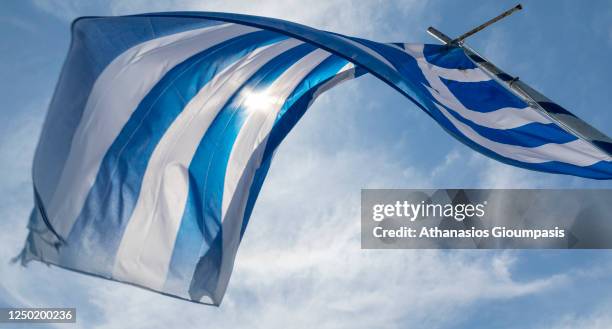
top-left (21, 12), bottom-right (612, 305)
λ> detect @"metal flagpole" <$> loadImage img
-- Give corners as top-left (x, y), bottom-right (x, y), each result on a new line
top-left (426, 4), bottom-right (612, 157)
top-left (427, 4), bottom-right (522, 45)
top-left (453, 4), bottom-right (522, 45)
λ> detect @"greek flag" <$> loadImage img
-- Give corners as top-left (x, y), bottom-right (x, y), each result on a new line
top-left (20, 12), bottom-right (612, 305)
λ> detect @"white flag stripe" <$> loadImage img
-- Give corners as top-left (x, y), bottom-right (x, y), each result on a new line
top-left (221, 49), bottom-right (333, 218)
top-left (308, 62), bottom-right (357, 102)
top-left (427, 65), bottom-right (491, 82)
top-left (336, 36), bottom-right (396, 71)
top-left (338, 62), bottom-right (356, 74)
top-left (434, 102), bottom-right (612, 166)
top-left (113, 39), bottom-right (305, 290)
top-left (47, 23), bottom-right (259, 239)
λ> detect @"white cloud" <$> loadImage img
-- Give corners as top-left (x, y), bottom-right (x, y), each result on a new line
top-left (112, 0), bottom-right (427, 38)
top-left (32, 0), bottom-right (428, 40)
top-left (544, 302), bottom-right (612, 329)
top-left (474, 154), bottom-right (556, 188)
top-left (430, 148), bottom-right (461, 179)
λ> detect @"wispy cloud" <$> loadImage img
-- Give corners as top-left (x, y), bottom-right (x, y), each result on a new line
top-left (544, 301), bottom-right (612, 329)
top-left (32, 0), bottom-right (428, 40)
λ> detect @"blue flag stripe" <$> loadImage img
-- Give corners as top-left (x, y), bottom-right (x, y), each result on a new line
top-left (440, 78), bottom-right (528, 113)
top-left (423, 44), bottom-right (478, 70)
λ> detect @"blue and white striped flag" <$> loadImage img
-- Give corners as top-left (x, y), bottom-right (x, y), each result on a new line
top-left (20, 12), bottom-right (612, 305)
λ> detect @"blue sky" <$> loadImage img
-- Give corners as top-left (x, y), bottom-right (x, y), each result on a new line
top-left (1, 0), bottom-right (612, 328)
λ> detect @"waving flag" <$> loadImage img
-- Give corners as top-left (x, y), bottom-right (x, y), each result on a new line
top-left (20, 12), bottom-right (612, 305)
